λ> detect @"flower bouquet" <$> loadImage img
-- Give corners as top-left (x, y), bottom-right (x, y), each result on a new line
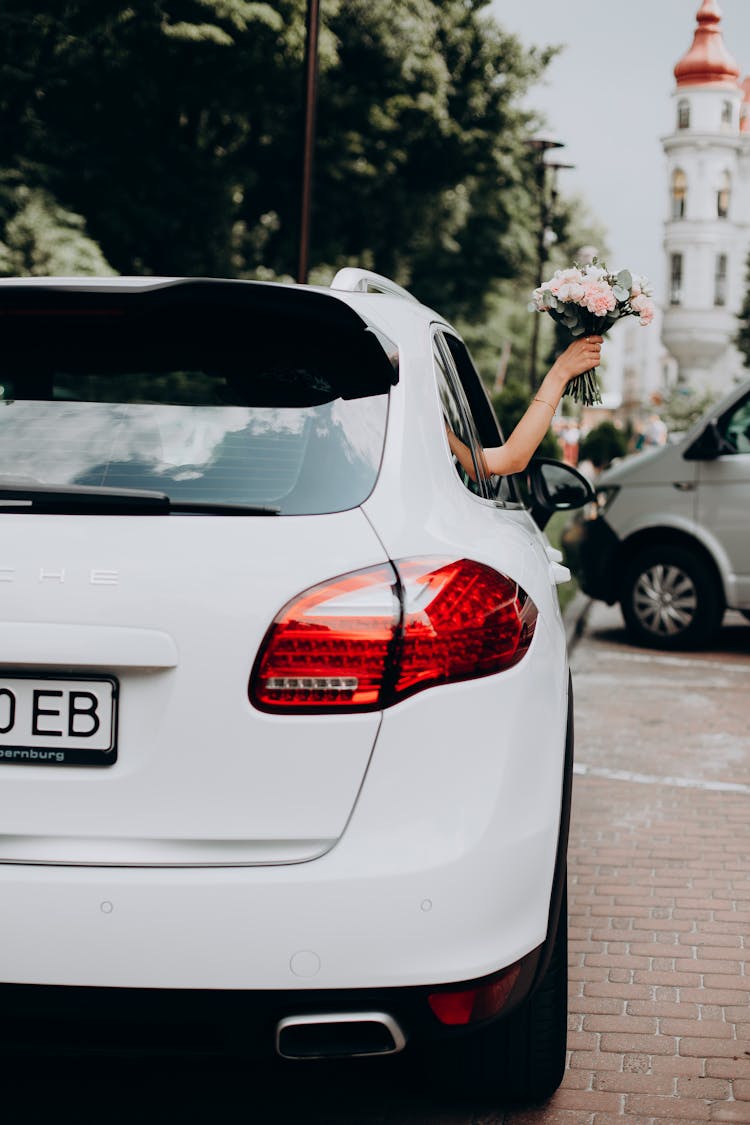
top-left (531, 263), bottom-right (655, 405)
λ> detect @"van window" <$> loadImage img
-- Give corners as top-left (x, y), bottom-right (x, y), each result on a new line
top-left (722, 396), bottom-right (750, 453)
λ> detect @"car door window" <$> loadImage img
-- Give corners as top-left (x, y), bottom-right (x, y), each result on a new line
top-left (441, 332), bottom-right (516, 504)
top-left (432, 335), bottom-right (486, 496)
top-left (721, 395), bottom-right (750, 453)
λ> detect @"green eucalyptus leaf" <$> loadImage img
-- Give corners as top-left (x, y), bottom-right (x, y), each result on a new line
top-left (612, 285), bottom-right (629, 302)
top-left (617, 270), bottom-right (632, 291)
top-left (571, 324), bottom-right (585, 337)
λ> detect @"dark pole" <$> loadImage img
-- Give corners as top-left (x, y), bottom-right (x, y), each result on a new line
top-left (528, 154), bottom-right (549, 391)
top-left (297, 0), bottom-right (321, 284)
top-left (525, 138), bottom-right (571, 390)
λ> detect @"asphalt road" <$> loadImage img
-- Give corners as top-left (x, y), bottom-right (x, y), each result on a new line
top-left (11, 603), bottom-right (750, 1125)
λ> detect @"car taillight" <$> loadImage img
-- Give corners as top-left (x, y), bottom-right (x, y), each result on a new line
top-left (427, 962), bottom-right (522, 1025)
top-left (250, 558), bottom-right (537, 713)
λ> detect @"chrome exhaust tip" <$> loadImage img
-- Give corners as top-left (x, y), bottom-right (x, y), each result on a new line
top-left (276, 1011), bottom-right (406, 1060)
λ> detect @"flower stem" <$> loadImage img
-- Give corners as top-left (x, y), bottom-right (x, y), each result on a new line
top-left (564, 368), bottom-right (602, 406)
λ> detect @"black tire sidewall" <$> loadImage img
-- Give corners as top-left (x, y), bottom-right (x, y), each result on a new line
top-left (425, 880), bottom-right (568, 1106)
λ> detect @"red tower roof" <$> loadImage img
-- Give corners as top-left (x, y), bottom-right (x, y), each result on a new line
top-left (674, 0), bottom-right (740, 89)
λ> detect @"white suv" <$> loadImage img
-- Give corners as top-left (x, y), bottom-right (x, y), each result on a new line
top-left (0, 271), bottom-right (592, 1103)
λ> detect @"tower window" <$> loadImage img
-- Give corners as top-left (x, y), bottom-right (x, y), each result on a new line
top-left (677, 99), bottom-right (690, 129)
top-left (717, 171), bottom-right (731, 219)
top-left (671, 169), bottom-right (687, 220)
top-left (670, 253), bottom-right (683, 306)
top-left (721, 100), bottom-right (733, 128)
top-left (714, 254), bottom-right (728, 307)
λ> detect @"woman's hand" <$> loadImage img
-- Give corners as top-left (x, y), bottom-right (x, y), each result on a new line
top-left (552, 336), bottom-right (603, 386)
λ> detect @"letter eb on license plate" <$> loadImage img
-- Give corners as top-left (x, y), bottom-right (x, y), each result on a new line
top-left (0, 676), bottom-right (118, 766)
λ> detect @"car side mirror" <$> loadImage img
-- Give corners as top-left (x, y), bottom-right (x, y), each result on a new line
top-left (684, 419), bottom-right (735, 461)
top-left (525, 458), bottom-right (595, 530)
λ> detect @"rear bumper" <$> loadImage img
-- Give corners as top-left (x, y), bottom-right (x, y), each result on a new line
top-left (0, 618), bottom-right (570, 995)
top-left (562, 515), bottom-right (621, 604)
top-left (0, 951), bottom-right (545, 1058)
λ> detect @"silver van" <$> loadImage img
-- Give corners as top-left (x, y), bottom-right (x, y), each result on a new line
top-left (565, 379), bottom-right (750, 648)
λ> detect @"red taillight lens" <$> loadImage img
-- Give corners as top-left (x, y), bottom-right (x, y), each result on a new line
top-left (250, 558), bottom-right (537, 713)
top-left (250, 564), bottom-right (400, 712)
top-left (427, 962), bottom-right (522, 1025)
top-left (395, 558), bottom-right (538, 701)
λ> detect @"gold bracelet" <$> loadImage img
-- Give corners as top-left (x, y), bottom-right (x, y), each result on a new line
top-left (533, 396), bottom-right (556, 411)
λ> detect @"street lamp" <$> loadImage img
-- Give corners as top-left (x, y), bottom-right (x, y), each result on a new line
top-left (526, 137), bottom-right (574, 389)
top-left (297, 0), bottom-right (321, 284)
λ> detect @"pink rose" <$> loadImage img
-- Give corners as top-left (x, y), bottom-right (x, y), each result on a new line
top-left (557, 280), bottom-right (586, 303)
top-left (631, 294), bottom-right (655, 324)
top-left (583, 281), bottom-right (616, 317)
top-left (549, 268), bottom-right (584, 298)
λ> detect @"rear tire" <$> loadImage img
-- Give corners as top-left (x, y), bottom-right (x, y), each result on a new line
top-left (620, 544), bottom-right (723, 650)
top-left (429, 882), bottom-right (568, 1106)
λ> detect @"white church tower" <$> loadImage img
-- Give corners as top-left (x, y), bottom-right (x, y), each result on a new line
top-left (662, 0), bottom-right (750, 393)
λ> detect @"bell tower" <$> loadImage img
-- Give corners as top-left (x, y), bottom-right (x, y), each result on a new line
top-left (662, 0), bottom-right (749, 393)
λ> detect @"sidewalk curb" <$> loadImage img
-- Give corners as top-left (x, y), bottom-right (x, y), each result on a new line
top-left (563, 589), bottom-right (593, 655)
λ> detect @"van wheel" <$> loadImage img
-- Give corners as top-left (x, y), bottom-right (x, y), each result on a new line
top-left (428, 883), bottom-right (568, 1106)
top-left (620, 545), bottom-right (723, 649)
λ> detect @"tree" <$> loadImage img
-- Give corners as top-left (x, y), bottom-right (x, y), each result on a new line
top-left (0, 1), bottom-right (552, 318)
top-left (0, 182), bottom-right (115, 276)
top-left (309, 0), bottom-right (552, 316)
top-left (659, 387), bottom-right (717, 434)
top-left (578, 421), bottom-right (627, 470)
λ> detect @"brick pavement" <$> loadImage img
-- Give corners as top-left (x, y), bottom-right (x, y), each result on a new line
top-left (507, 604), bottom-right (750, 1125)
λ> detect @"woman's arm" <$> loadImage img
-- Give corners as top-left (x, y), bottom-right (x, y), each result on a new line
top-left (447, 336), bottom-right (603, 480)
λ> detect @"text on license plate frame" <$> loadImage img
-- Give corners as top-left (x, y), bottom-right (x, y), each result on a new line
top-left (0, 673), bottom-right (118, 767)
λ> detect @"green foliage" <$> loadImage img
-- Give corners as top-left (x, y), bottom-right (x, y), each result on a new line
top-left (659, 387), bottom-right (717, 433)
top-left (0, 182), bottom-right (116, 277)
top-left (578, 420), bottom-right (627, 469)
top-left (0, 0), bottom-right (552, 319)
top-left (491, 376), bottom-right (561, 459)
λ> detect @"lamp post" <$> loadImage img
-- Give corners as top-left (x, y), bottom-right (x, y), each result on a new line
top-left (526, 137), bottom-right (573, 389)
top-left (297, 0), bottom-right (321, 284)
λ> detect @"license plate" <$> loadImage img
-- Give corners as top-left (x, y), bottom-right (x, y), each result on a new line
top-left (0, 675), bottom-right (118, 767)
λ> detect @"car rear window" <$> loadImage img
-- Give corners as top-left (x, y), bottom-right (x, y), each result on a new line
top-left (0, 284), bottom-right (394, 515)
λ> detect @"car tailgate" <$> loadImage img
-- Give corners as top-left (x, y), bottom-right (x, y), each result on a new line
top-left (0, 509), bottom-right (388, 866)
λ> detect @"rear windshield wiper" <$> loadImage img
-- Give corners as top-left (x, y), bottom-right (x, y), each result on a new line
top-left (0, 484), bottom-right (279, 516)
